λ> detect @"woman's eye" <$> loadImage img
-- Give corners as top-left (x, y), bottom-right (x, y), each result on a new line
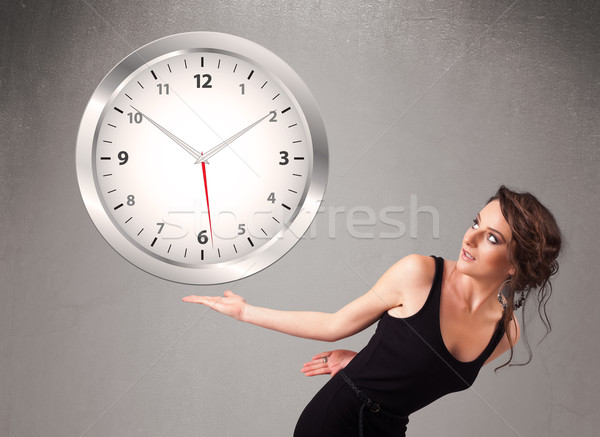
top-left (488, 234), bottom-right (498, 244)
top-left (472, 219), bottom-right (479, 229)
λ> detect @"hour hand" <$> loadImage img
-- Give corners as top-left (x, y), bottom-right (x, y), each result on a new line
top-left (130, 105), bottom-right (203, 161)
top-left (195, 113), bottom-right (271, 164)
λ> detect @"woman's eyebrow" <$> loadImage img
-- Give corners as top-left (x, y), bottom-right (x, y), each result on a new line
top-left (477, 213), bottom-right (507, 243)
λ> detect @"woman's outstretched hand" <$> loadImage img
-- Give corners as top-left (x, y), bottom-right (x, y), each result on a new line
top-left (182, 290), bottom-right (246, 321)
top-left (301, 350), bottom-right (358, 377)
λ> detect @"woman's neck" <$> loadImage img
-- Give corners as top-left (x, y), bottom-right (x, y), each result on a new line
top-left (448, 262), bottom-right (504, 316)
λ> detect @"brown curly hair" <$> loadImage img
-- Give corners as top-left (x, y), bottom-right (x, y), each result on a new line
top-left (488, 185), bottom-right (563, 370)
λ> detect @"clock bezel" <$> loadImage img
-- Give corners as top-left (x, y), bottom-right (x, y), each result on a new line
top-left (76, 32), bottom-right (328, 284)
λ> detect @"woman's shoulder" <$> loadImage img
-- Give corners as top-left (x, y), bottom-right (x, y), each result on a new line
top-left (384, 254), bottom-right (437, 290)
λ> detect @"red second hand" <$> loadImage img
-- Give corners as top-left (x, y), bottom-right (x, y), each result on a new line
top-left (200, 158), bottom-right (214, 248)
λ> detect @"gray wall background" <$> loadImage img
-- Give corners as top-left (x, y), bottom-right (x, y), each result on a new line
top-left (1, 1), bottom-right (599, 436)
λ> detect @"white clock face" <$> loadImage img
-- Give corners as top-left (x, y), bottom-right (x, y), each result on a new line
top-left (77, 33), bottom-right (328, 284)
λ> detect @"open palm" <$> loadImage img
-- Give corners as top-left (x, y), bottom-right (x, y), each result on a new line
top-left (301, 350), bottom-right (358, 377)
top-left (182, 290), bottom-right (246, 320)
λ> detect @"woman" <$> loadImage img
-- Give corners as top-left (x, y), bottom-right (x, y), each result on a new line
top-left (182, 186), bottom-right (562, 436)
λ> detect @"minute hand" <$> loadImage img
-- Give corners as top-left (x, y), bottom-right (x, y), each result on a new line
top-left (195, 113), bottom-right (270, 164)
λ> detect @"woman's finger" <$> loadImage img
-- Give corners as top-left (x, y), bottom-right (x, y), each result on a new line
top-left (182, 295), bottom-right (204, 303)
top-left (307, 366), bottom-right (331, 376)
top-left (302, 359), bottom-right (329, 370)
top-left (301, 361), bottom-right (325, 371)
top-left (301, 363), bottom-right (324, 373)
top-left (182, 295), bottom-right (219, 305)
top-left (311, 351), bottom-right (332, 360)
top-left (303, 366), bottom-right (330, 377)
top-left (301, 362), bottom-right (331, 376)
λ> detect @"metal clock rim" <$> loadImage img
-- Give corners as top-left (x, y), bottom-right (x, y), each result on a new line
top-left (76, 32), bottom-right (328, 284)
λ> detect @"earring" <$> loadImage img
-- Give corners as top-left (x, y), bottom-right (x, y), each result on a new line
top-left (497, 279), bottom-right (510, 310)
top-left (513, 290), bottom-right (526, 309)
top-left (497, 279), bottom-right (526, 311)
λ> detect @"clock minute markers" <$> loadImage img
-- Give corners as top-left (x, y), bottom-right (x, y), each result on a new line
top-left (78, 33), bottom-right (327, 283)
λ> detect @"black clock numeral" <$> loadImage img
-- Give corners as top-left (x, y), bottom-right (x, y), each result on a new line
top-left (127, 195), bottom-right (135, 206)
top-left (239, 83), bottom-right (245, 95)
top-left (157, 83), bottom-right (170, 95)
top-left (197, 230), bottom-right (209, 244)
top-left (279, 151), bottom-right (289, 165)
top-left (118, 151), bottom-right (129, 165)
top-left (269, 110), bottom-right (277, 122)
top-left (267, 192), bottom-right (276, 203)
top-left (127, 112), bottom-right (143, 124)
top-left (195, 74), bottom-right (212, 88)
top-left (238, 224), bottom-right (246, 235)
top-left (156, 222), bottom-right (165, 234)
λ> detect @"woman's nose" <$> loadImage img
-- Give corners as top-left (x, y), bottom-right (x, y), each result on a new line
top-left (464, 230), bottom-right (477, 247)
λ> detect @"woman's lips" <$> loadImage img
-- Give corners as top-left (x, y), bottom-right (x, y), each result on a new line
top-left (462, 249), bottom-right (475, 262)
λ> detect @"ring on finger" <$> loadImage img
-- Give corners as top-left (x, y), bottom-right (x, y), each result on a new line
top-left (323, 356), bottom-right (328, 363)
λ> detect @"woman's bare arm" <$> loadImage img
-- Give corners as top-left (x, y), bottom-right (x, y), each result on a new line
top-left (182, 254), bottom-right (432, 342)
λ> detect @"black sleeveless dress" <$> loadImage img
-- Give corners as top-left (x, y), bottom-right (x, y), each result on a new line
top-left (294, 256), bottom-right (505, 437)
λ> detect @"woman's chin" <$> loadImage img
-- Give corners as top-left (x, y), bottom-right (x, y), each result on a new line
top-left (456, 258), bottom-right (476, 276)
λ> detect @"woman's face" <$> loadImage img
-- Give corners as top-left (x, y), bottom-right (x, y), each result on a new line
top-left (457, 199), bottom-right (515, 283)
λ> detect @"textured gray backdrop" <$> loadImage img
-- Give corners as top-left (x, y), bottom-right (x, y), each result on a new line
top-left (1, 1), bottom-right (599, 436)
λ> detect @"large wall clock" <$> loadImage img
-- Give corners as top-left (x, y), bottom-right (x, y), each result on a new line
top-left (76, 32), bottom-right (328, 284)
